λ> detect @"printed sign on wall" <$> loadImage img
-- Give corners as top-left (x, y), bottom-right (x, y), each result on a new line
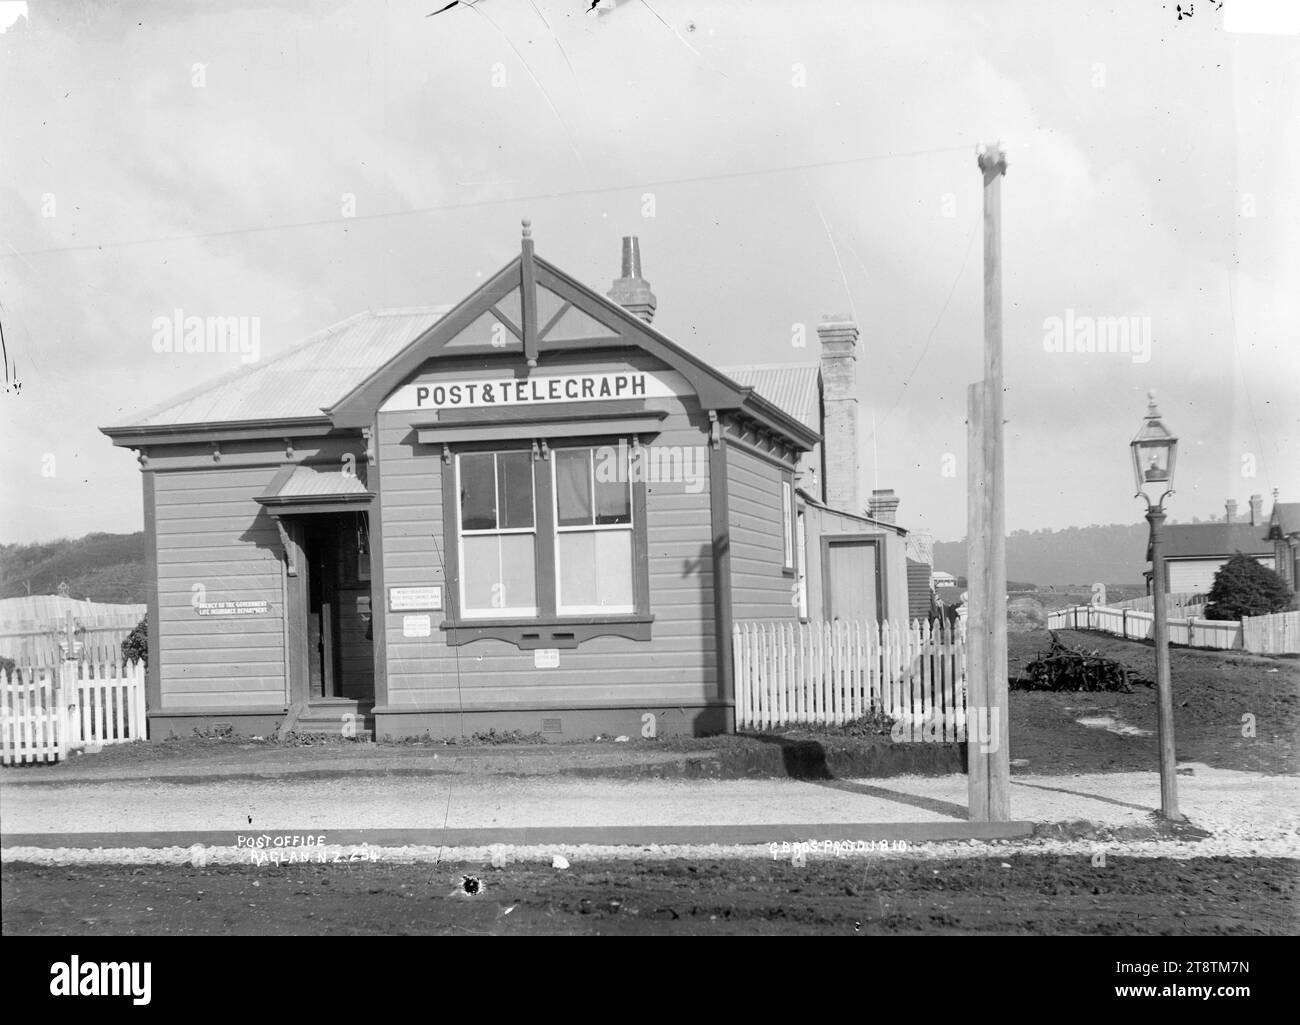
top-left (389, 586), bottom-right (442, 612)
top-left (380, 370), bottom-right (688, 413)
top-left (196, 600), bottom-right (270, 617)
top-left (402, 615), bottom-right (432, 638)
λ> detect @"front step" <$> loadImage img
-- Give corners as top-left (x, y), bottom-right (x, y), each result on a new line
top-left (295, 699), bottom-right (375, 741)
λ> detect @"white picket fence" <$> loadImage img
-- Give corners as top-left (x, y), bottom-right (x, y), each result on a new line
top-left (733, 618), bottom-right (967, 739)
top-left (1242, 611), bottom-right (1300, 655)
top-left (1046, 605), bottom-right (1244, 651)
top-left (0, 660), bottom-right (147, 765)
top-left (1114, 593), bottom-right (1206, 614)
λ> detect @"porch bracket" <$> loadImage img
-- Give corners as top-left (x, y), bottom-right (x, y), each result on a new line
top-left (272, 516), bottom-right (297, 577)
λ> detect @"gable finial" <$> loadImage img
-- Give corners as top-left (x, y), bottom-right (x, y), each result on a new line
top-left (520, 217), bottom-right (539, 366)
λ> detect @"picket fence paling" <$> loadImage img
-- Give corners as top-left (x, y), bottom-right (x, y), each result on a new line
top-left (1241, 610), bottom-right (1300, 655)
top-left (0, 660), bottom-right (147, 765)
top-left (733, 618), bottom-right (967, 737)
top-left (1046, 605), bottom-right (1245, 651)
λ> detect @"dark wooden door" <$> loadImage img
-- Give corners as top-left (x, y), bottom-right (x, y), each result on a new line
top-left (305, 523), bottom-right (341, 699)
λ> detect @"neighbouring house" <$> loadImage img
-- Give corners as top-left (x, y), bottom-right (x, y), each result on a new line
top-left (1264, 493), bottom-right (1300, 591)
top-left (1144, 496), bottom-right (1274, 594)
top-left (932, 570), bottom-right (958, 588)
top-left (101, 225), bottom-right (912, 740)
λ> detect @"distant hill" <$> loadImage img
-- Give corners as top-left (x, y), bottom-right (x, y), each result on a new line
top-left (0, 533), bottom-right (146, 603)
top-left (933, 523), bottom-right (1152, 587)
top-left (0, 519), bottom-right (1228, 603)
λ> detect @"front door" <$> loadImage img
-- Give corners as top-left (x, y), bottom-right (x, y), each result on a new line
top-left (304, 521), bottom-right (341, 699)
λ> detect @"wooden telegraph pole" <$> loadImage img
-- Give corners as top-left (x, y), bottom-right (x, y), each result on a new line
top-left (967, 142), bottom-right (1011, 821)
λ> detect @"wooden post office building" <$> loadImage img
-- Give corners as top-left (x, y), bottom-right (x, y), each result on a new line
top-left (104, 224), bottom-right (911, 739)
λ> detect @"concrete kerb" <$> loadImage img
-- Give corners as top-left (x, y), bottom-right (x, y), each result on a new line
top-left (0, 821), bottom-right (1035, 852)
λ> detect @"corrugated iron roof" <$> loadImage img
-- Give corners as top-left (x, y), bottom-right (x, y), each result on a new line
top-left (110, 308), bottom-right (825, 439)
top-left (274, 466), bottom-right (371, 499)
top-left (111, 307), bottom-right (450, 428)
top-left (718, 363), bottom-right (821, 431)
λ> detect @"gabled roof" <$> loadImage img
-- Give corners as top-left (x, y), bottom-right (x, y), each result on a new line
top-left (105, 307), bottom-right (449, 432)
top-left (718, 364), bottom-right (821, 431)
top-left (103, 231), bottom-right (821, 455)
top-left (321, 248), bottom-right (820, 451)
top-left (1268, 502), bottom-right (1300, 538)
top-left (1147, 522), bottom-right (1274, 561)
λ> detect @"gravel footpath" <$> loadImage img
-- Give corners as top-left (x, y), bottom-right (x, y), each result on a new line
top-left (3, 763), bottom-right (1296, 834)
top-left (3, 763), bottom-right (1296, 866)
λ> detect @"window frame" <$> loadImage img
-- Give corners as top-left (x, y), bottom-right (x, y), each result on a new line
top-left (455, 450), bottom-right (540, 620)
top-left (550, 444), bottom-right (637, 616)
top-left (438, 435), bottom-right (653, 649)
top-left (781, 472), bottom-right (796, 574)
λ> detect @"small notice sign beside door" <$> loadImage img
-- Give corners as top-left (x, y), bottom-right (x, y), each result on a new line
top-left (402, 614), bottom-right (432, 638)
top-left (389, 586), bottom-right (442, 612)
top-left (196, 600), bottom-right (270, 617)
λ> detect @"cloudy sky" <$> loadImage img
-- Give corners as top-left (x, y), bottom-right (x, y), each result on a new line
top-left (1, 0), bottom-right (1296, 545)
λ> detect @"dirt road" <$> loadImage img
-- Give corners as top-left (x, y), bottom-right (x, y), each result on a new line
top-left (3, 855), bottom-right (1294, 935)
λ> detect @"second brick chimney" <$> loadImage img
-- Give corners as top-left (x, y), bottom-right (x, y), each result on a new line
top-left (869, 488), bottom-right (900, 525)
top-left (607, 237), bottom-right (657, 324)
top-left (1226, 498), bottom-right (1238, 523)
top-left (817, 316), bottom-right (860, 512)
top-left (1249, 493), bottom-right (1264, 526)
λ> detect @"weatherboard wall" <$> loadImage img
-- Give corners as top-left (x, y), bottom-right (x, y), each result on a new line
top-left (1166, 555), bottom-right (1275, 595)
top-left (374, 352), bottom-right (722, 736)
top-left (151, 465), bottom-right (287, 713)
top-left (725, 442), bottom-right (799, 623)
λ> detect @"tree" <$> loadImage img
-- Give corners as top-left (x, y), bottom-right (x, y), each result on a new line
top-left (1204, 553), bottom-right (1294, 621)
top-left (122, 614), bottom-right (148, 667)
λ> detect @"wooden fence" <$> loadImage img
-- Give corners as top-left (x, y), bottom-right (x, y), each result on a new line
top-left (1242, 611), bottom-right (1300, 655)
top-left (733, 618), bottom-right (967, 739)
top-left (1113, 593), bottom-right (1207, 614)
top-left (0, 611), bottom-right (141, 668)
top-left (1046, 605), bottom-right (1244, 650)
top-left (0, 660), bottom-right (147, 765)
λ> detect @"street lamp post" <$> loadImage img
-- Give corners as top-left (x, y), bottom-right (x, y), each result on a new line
top-left (1130, 391), bottom-right (1183, 822)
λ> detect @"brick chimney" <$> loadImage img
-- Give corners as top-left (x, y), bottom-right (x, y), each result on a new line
top-left (607, 237), bottom-right (657, 324)
top-left (869, 488), bottom-right (900, 525)
top-left (1226, 498), bottom-right (1238, 523)
top-left (817, 316), bottom-right (859, 512)
top-left (1249, 493), bottom-right (1263, 526)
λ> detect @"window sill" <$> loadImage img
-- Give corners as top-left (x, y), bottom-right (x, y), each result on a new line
top-left (440, 614), bottom-right (655, 649)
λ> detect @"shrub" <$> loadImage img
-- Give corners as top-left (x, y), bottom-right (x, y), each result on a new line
top-left (0, 654), bottom-right (14, 677)
top-left (122, 614), bottom-right (148, 667)
top-left (1204, 553), bottom-right (1294, 621)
